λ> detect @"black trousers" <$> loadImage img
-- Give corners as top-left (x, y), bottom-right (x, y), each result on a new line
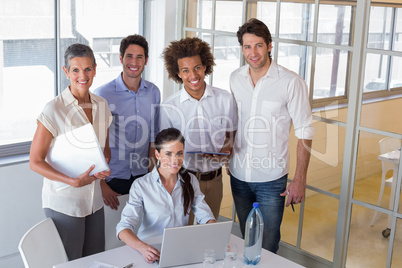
top-left (106, 173), bottom-right (146, 194)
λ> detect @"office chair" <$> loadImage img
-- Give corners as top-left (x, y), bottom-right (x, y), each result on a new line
top-left (18, 218), bottom-right (68, 268)
top-left (370, 137), bottom-right (401, 227)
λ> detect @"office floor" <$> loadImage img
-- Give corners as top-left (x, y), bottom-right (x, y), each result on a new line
top-left (219, 172), bottom-right (402, 268)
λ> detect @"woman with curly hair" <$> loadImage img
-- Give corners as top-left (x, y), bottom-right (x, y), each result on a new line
top-left (160, 37), bottom-right (238, 225)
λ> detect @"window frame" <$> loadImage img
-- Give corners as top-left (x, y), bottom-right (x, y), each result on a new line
top-left (180, 0), bottom-right (402, 109)
top-left (0, 0), bottom-right (145, 159)
top-left (179, 0), bottom-right (402, 267)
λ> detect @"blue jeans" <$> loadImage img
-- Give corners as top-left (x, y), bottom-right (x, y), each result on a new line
top-left (230, 174), bottom-right (287, 253)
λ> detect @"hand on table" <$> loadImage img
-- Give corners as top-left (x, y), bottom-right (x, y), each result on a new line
top-left (138, 243), bottom-right (160, 263)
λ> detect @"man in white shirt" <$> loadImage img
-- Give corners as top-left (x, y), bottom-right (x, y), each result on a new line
top-left (229, 18), bottom-right (314, 253)
top-left (160, 37), bottom-right (238, 223)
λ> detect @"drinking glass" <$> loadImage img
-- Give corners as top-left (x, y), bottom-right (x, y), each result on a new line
top-left (223, 243), bottom-right (237, 268)
top-left (203, 249), bottom-right (216, 268)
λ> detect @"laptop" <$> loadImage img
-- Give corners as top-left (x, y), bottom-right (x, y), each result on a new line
top-left (155, 221), bottom-right (233, 268)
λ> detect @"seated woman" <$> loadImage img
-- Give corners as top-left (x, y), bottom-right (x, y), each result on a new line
top-left (116, 128), bottom-right (216, 263)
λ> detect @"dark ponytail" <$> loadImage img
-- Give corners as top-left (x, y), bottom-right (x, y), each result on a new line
top-left (155, 128), bottom-right (194, 216)
top-left (179, 168), bottom-right (194, 216)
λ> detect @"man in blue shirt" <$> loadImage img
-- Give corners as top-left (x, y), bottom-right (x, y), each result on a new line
top-left (95, 35), bottom-right (160, 210)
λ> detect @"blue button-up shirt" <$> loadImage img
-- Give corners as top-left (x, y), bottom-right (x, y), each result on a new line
top-left (94, 73), bottom-right (160, 179)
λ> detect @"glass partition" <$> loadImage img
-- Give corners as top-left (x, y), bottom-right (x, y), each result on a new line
top-left (300, 193), bottom-right (339, 261)
top-left (360, 96), bottom-right (402, 134)
top-left (347, 204), bottom-right (390, 267)
top-left (391, 219), bottom-right (402, 266)
top-left (180, 1), bottom-right (401, 267)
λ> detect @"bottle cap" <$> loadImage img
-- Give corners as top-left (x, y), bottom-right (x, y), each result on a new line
top-left (253, 202), bottom-right (259, 208)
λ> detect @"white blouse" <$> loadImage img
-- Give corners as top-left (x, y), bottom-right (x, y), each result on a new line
top-left (38, 87), bottom-right (112, 217)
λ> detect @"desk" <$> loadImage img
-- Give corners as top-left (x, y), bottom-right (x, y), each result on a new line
top-left (378, 149), bottom-right (401, 237)
top-left (53, 234), bottom-right (304, 268)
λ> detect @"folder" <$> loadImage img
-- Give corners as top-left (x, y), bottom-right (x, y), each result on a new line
top-left (46, 123), bottom-right (110, 180)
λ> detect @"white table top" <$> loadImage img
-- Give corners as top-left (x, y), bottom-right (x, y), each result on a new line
top-left (53, 234), bottom-right (304, 268)
top-left (378, 149), bottom-right (401, 164)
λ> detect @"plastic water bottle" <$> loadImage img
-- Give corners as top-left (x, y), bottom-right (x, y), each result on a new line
top-left (244, 202), bottom-right (264, 265)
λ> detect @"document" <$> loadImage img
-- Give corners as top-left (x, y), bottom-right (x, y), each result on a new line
top-left (46, 123), bottom-right (109, 180)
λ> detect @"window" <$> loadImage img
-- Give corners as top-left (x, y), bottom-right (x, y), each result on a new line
top-left (183, 0), bottom-right (357, 106)
top-left (364, 5), bottom-right (402, 93)
top-left (0, 0), bottom-right (55, 155)
top-left (181, 0), bottom-right (402, 266)
top-left (0, 0), bottom-right (142, 157)
top-left (183, 0), bottom-right (402, 108)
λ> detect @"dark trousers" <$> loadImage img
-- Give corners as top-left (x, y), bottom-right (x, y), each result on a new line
top-left (106, 173), bottom-right (146, 194)
top-left (44, 207), bottom-right (105, 261)
top-left (230, 174), bottom-right (287, 253)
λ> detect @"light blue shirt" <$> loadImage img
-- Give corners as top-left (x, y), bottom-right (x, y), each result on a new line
top-left (94, 73), bottom-right (160, 179)
top-left (116, 167), bottom-right (215, 241)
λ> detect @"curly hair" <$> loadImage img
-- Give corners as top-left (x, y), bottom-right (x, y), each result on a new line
top-left (163, 37), bottom-right (215, 84)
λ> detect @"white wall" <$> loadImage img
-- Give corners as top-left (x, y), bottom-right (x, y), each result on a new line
top-left (0, 161), bottom-right (43, 267)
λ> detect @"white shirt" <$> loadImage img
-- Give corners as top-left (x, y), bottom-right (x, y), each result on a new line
top-left (159, 84), bottom-right (238, 172)
top-left (116, 167), bottom-right (215, 241)
top-left (229, 61), bottom-right (314, 182)
top-left (38, 87), bottom-right (112, 217)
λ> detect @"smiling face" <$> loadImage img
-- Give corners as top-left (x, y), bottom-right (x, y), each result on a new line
top-left (155, 140), bottom-right (184, 176)
top-left (177, 55), bottom-right (207, 100)
top-left (120, 44), bottom-right (148, 80)
top-left (241, 33), bottom-right (272, 73)
top-left (63, 56), bottom-right (96, 94)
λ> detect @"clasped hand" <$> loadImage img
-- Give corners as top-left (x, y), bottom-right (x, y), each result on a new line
top-left (72, 164), bottom-right (111, 188)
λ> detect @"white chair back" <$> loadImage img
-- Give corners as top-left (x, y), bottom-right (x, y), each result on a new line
top-left (18, 218), bottom-right (68, 268)
top-left (379, 137), bottom-right (401, 176)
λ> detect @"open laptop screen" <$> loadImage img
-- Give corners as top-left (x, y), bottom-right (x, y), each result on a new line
top-left (156, 221), bottom-right (233, 268)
